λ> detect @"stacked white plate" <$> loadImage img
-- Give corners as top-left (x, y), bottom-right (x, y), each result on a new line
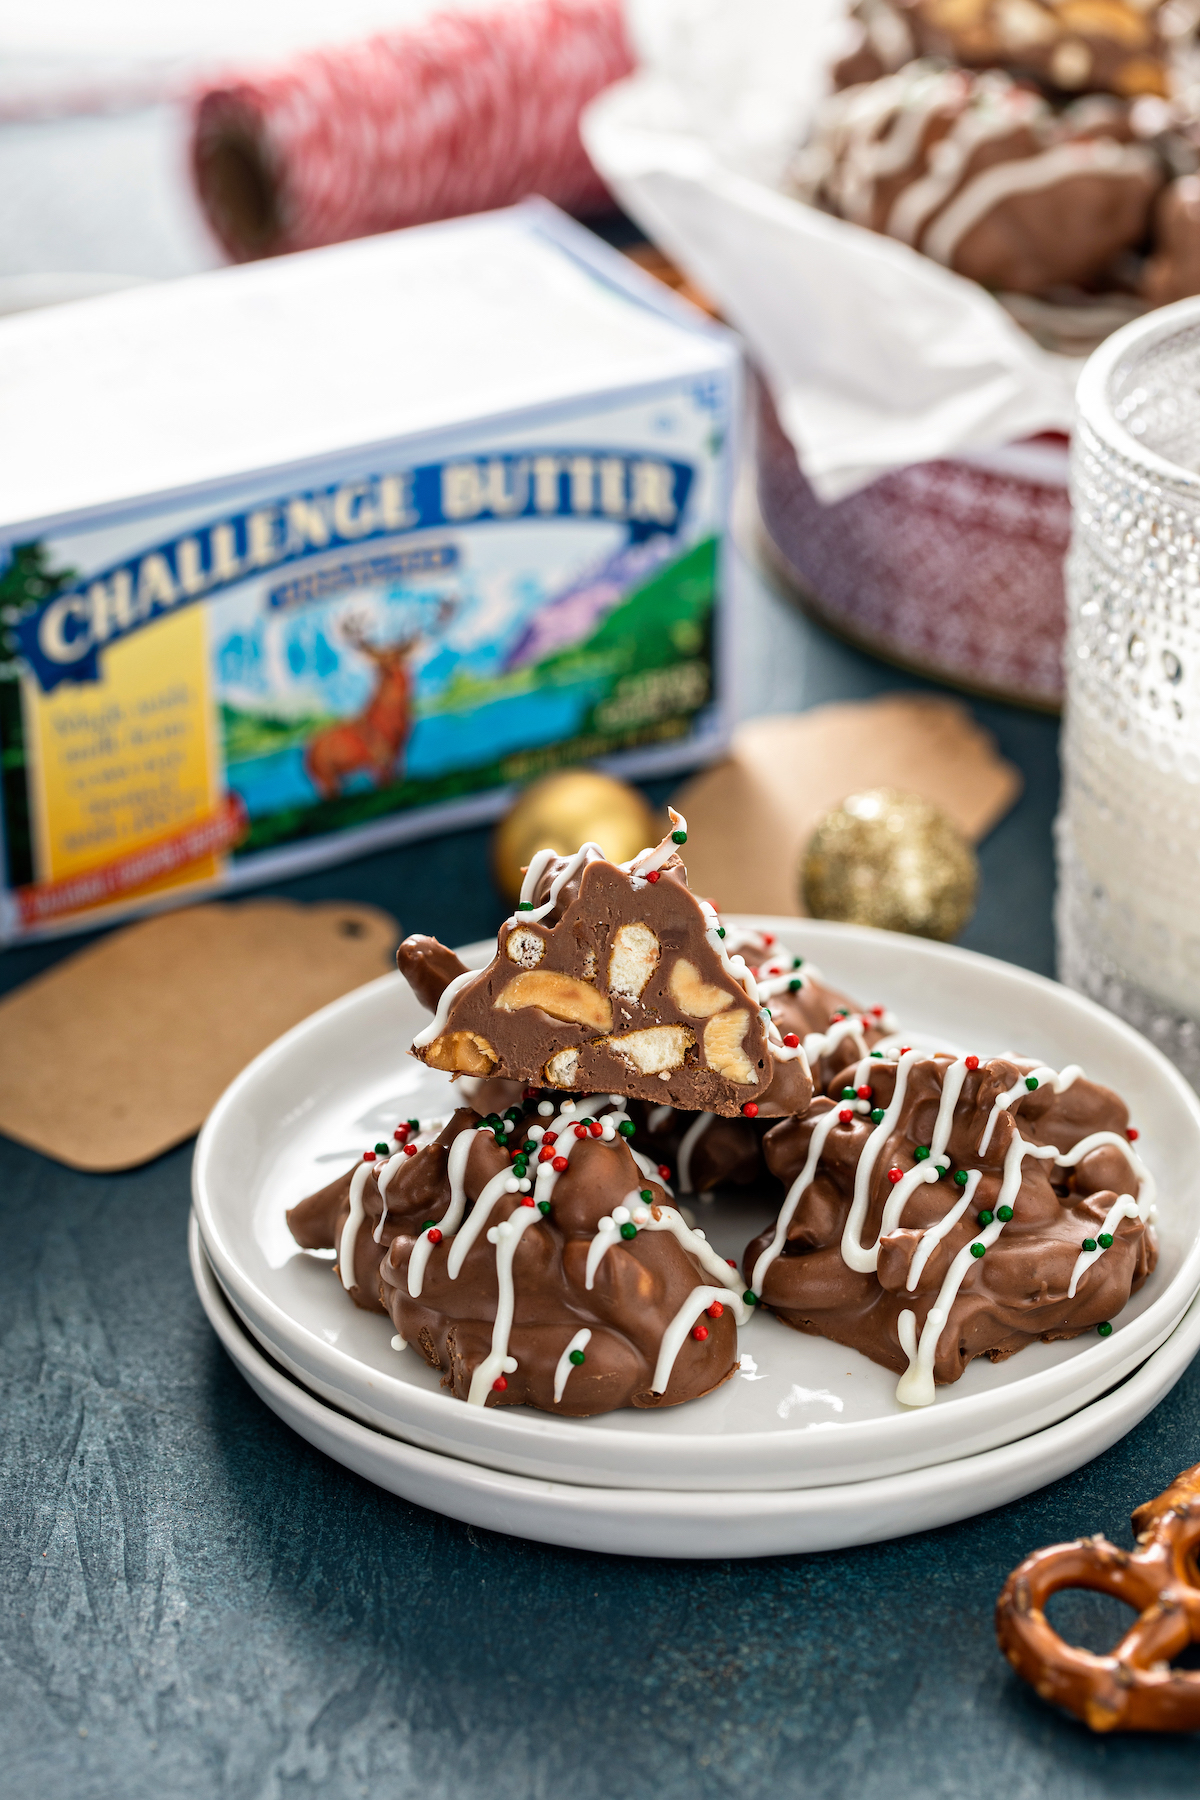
top-left (192, 919), bottom-right (1200, 1558)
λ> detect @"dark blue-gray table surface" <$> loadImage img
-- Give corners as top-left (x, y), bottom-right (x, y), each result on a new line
top-left (4, 554), bottom-right (1196, 1798)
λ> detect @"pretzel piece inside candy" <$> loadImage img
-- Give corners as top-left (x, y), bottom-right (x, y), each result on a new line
top-left (995, 1465), bottom-right (1200, 1731)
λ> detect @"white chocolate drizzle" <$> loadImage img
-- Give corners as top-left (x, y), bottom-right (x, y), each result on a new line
top-left (506, 840), bottom-right (608, 929)
top-left (977, 1064), bottom-right (1081, 1155)
top-left (467, 1205), bottom-right (542, 1405)
top-left (337, 1160), bottom-right (374, 1291)
top-left (411, 968), bottom-right (479, 1049)
top-left (553, 1329), bottom-right (592, 1404)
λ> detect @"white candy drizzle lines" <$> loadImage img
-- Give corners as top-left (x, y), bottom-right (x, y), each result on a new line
top-left (751, 1105), bottom-right (844, 1295)
top-left (896, 1134), bottom-right (1060, 1407)
top-left (841, 1049), bottom-right (921, 1274)
top-left (411, 968), bottom-right (479, 1049)
top-left (585, 1191), bottom-right (745, 1292)
top-left (652, 1285), bottom-right (752, 1396)
top-left (337, 1160), bottom-right (374, 1291)
top-left (1053, 1130), bottom-right (1155, 1299)
top-left (625, 806), bottom-right (687, 887)
top-left (507, 841), bottom-right (608, 928)
top-left (677, 1112), bottom-right (715, 1194)
top-left (467, 1204), bottom-right (543, 1405)
top-left (553, 1329), bottom-right (592, 1404)
top-left (906, 1168), bottom-right (982, 1292)
top-left (977, 1063), bottom-right (1081, 1155)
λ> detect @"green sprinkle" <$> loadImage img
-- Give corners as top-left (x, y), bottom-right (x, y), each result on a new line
top-left (516, 901), bottom-right (534, 911)
top-left (538, 1201), bottom-right (551, 1216)
top-left (789, 979), bottom-right (802, 993)
top-left (1082, 1237), bottom-right (1097, 1252)
top-left (870, 1050), bottom-right (884, 1059)
top-left (493, 1131), bottom-right (506, 1145)
top-left (871, 1108), bottom-right (886, 1125)
top-left (1098, 1321), bottom-right (1113, 1338)
top-left (640, 1189), bottom-right (653, 1203)
top-left (374, 1142), bottom-right (390, 1156)
top-left (842, 1087), bottom-right (856, 1101)
top-left (486, 1113), bottom-right (502, 1125)
top-left (997, 1205), bottom-right (1013, 1221)
top-left (762, 1008), bottom-right (772, 1020)
top-left (408, 1119), bottom-right (420, 1131)
top-left (970, 1242), bottom-right (986, 1259)
top-left (620, 1222), bottom-right (638, 1240)
top-left (1025, 1076), bottom-right (1039, 1091)
top-left (505, 1106), bottom-right (522, 1121)
top-left (421, 1220), bottom-right (435, 1232)
top-left (977, 1210), bottom-right (994, 1227)
top-left (523, 1139), bottom-right (537, 1153)
top-left (1098, 1232), bottom-right (1114, 1248)
top-left (569, 1348), bottom-right (586, 1365)
top-left (671, 829), bottom-right (687, 844)
top-left (716, 927), bottom-right (726, 939)
top-left (742, 1291), bottom-right (757, 1306)
top-left (578, 1117), bottom-right (594, 1128)
top-left (792, 957), bottom-right (803, 969)
top-left (914, 1146), bottom-right (930, 1162)
top-left (618, 1120), bottom-right (635, 1138)
top-left (513, 1160), bottom-right (527, 1175)
top-left (954, 1171), bottom-right (969, 1187)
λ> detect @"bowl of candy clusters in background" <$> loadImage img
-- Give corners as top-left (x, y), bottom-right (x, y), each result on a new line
top-left (584, 0), bottom-right (1200, 708)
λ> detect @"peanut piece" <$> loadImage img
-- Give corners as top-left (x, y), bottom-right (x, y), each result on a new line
top-left (608, 1024), bottom-right (694, 1075)
top-left (607, 921), bottom-right (660, 1000)
top-left (668, 956), bottom-right (733, 1019)
top-left (544, 1047), bottom-right (580, 1088)
top-left (495, 969), bottom-right (612, 1031)
top-left (703, 1009), bottom-right (754, 1084)
top-left (420, 1030), bottom-right (498, 1076)
top-left (505, 926), bottom-right (546, 969)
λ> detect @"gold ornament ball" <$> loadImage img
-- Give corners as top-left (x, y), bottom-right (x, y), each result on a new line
top-left (492, 771), bottom-right (660, 902)
top-left (801, 788), bottom-right (978, 941)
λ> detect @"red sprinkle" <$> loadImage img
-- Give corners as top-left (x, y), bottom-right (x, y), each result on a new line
top-left (742, 1102), bottom-right (759, 1118)
top-left (362, 1150), bottom-right (377, 1162)
top-left (658, 1164), bottom-right (672, 1180)
top-left (871, 1005), bottom-right (885, 1018)
top-left (427, 1228), bottom-right (443, 1245)
top-left (404, 1144), bottom-right (418, 1157)
top-left (888, 1167), bottom-right (904, 1184)
top-left (762, 933), bottom-right (775, 946)
top-left (574, 1124), bottom-right (589, 1139)
top-left (839, 1107), bottom-right (853, 1124)
top-left (965, 1055), bottom-right (980, 1071)
top-left (552, 1155), bottom-right (568, 1172)
top-left (782, 1033), bottom-right (799, 1048)
top-left (523, 1086), bottom-right (540, 1098)
top-left (899, 1046), bottom-right (912, 1055)
top-left (589, 1121), bottom-right (604, 1137)
top-left (1127, 1127), bottom-right (1139, 1141)
top-left (707, 1301), bottom-right (725, 1318)
top-left (542, 1131), bottom-right (557, 1145)
top-left (856, 1085), bottom-right (872, 1100)
top-left (538, 1147), bottom-right (554, 1163)
top-left (492, 1376), bottom-right (508, 1392)
top-left (393, 1125), bottom-right (410, 1141)
top-left (691, 1324), bottom-right (709, 1342)
top-left (520, 1196), bottom-right (536, 1207)
top-left (726, 1258), bottom-right (737, 1269)
top-left (646, 869), bottom-right (660, 884)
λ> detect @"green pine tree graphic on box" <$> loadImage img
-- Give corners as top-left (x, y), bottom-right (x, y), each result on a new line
top-left (0, 542), bottom-right (78, 889)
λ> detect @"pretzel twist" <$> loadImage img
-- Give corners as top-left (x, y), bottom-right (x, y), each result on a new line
top-left (995, 1465), bottom-right (1200, 1731)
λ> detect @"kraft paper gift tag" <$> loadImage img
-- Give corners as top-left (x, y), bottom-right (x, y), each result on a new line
top-left (673, 695), bottom-right (1021, 915)
top-left (0, 898), bottom-right (398, 1171)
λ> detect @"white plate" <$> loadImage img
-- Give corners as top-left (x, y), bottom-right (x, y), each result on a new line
top-left (193, 919), bottom-right (1200, 1492)
top-left (190, 1215), bottom-right (1200, 1559)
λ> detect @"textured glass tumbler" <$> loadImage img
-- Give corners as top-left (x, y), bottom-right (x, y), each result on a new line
top-left (1058, 298), bottom-right (1200, 1089)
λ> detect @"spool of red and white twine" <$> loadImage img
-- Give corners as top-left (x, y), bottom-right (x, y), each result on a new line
top-left (191, 0), bottom-right (634, 261)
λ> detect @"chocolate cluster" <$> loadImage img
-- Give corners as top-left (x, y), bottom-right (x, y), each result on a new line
top-left (745, 1050), bottom-right (1156, 1401)
top-left (288, 1100), bottom-right (748, 1416)
top-left (798, 0), bottom-right (1200, 307)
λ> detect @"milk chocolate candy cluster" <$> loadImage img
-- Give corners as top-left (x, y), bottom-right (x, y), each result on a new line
top-left (288, 1100), bottom-right (751, 1416)
top-left (403, 812), bottom-right (813, 1119)
top-left (834, 0), bottom-right (1169, 99)
top-left (801, 61), bottom-right (1160, 293)
top-left (744, 1049), bottom-right (1156, 1404)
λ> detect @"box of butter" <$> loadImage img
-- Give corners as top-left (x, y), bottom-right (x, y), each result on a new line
top-left (0, 202), bottom-right (737, 941)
